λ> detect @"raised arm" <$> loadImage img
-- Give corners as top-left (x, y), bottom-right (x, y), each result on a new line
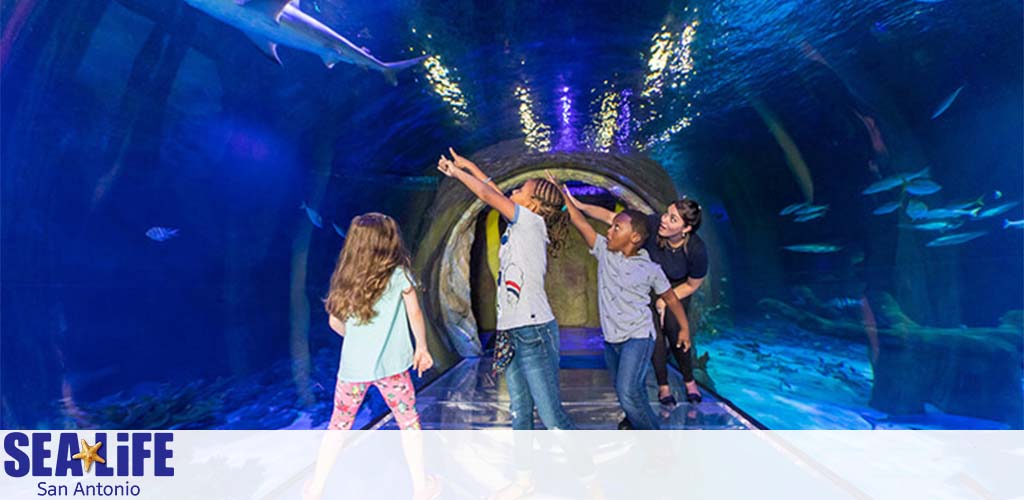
top-left (558, 181), bottom-right (598, 249)
top-left (544, 172), bottom-right (616, 225)
top-left (438, 156), bottom-right (516, 221)
top-left (402, 284), bottom-right (434, 377)
top-left (449, 148), bottom-right (502, 193)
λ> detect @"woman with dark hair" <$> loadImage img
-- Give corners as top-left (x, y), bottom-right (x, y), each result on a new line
top-left (563, 190), bottom-right (708, 409)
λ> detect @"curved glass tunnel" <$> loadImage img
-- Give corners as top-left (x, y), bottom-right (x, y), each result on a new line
top-left (1, 0), bottom-right (1021, 430)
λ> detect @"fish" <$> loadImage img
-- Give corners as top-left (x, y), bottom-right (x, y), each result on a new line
top-left (931, 85), bottom-right (964, 119)
top-left (332, 222), bottom-right (346, 237)
top-left (300, 201), bottom-right (323, 228)
top-left (1004, 219), bottom-right (1024, 229)
top-left (145, 227), bottom-right (179, 242)
top-left (993, 190), bottom-right (1003, 200)
top-left (948, 196), bottom-right (985, 210)
top-left (905, 179), bottom-right (941, 196)
top-left (849, 251), bottom-right (865, 265)
top-left (779, 202), bottom-right (808, 216)
top-left (182, 0), bottom-right (427, 85)
top-left (872, 201), bottom-right (901, 215)
top-left (861, 405), bottom-right (1009, 430)
top-left (922, 206), bottom-right (981, 219)
top-left (783, 244), bottom-right (842, 253)
top-left (794, 204), bottom-right (829, 216)
top-left (976, 201), bottom-right (1020, 219)
top-left (900, 221), bottom-right (963, 232)
top-left (925, 231), bottom-right (987, 247)
top-left (906, 200), bottom-right (929, 220)
top-left (793, 212), bottom-right (826, 222)
top-left (862, 167), bottom-right (930, 195)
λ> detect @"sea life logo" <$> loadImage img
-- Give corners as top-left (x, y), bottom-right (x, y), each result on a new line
top-left (3, 432), bottom-right (173, 497)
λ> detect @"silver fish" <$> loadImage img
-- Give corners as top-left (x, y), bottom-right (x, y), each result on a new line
top-left (794, 204), bottom-right (829, 216)
top-left (783, 244), bottom-right (842, 253)
top-left (862, 167), bottom-right (930, 195)
top-left (900, 221), bottom-right (963, 232)
top-left (905, 179), bottom-right (942, 196)
top-left (873, 201), bottom-right (901, 215)
top-left (779, 202), bottom-right (808, 216)
top-left (948, 196), bottom-right (985, 210)
top-left (332, 222), bottom-right (347, 237)
top-left (931, 85), bottom-right (964, 119)
top-left (925, 231), bottom-right (986, 247)
top-left (793, 212), bottom-right (826, 222)
top-left (145, 227), bottom-right (179, 242)
top-left (300, 201), bottom-right (323, 228)
top-left (977, 201), bottom-right (1019, 219)
top-left (922, 206), bottom-right (981, 219)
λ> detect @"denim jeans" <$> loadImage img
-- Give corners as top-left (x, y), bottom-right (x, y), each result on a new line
top-left (504, 320), bottom-right (577, 430)
top-left (604, 337), bottom-right (660, 430)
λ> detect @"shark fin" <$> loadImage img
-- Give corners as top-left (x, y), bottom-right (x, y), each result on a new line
top-left (237, 0), bottom-right (293, 23)
top-left (321, 52), bottom-right (343, 68)
top-left (247, 34), bottom-right (282, 65)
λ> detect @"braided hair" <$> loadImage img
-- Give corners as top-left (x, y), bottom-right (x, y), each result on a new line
top-left (528, 178), bottom-right (570, 258)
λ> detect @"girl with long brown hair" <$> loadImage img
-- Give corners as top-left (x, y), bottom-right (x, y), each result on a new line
top-left (322, 212), bottom-right (434, 430)
top-left (306, 213), bottom-right (440, 500)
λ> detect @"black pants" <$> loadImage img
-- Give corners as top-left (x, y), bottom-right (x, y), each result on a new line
top-left (652, 296), bottom-right (695, 385)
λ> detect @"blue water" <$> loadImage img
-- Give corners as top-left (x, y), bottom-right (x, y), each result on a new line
top-left (2, 0), bottom-right (1021, 429)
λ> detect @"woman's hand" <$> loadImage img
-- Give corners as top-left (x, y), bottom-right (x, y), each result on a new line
top-left (412, 348), bottom-right (434, 377)
top-left (675, 326), bottom-right (692, 351)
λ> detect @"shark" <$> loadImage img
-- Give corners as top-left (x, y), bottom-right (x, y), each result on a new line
top-left (183, 0), bottom-right (427, 85)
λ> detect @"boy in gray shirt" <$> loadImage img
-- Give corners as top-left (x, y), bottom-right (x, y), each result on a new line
top-left (559, 182), bottom-right (691, 430)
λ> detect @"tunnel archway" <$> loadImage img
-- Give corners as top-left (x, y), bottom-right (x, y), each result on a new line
top-left (413, 141), bottom-right (680, 357)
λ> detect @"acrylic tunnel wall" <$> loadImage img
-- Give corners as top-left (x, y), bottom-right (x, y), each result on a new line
top-left (1, 0), bottom-right (1022, 430)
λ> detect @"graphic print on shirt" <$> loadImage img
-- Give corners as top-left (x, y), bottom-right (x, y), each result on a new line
top-left (496, 263), bottom-right (525, 318)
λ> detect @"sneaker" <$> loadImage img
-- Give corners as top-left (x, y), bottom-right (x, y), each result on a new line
top-left (617, 417), bottom-right (633, 430)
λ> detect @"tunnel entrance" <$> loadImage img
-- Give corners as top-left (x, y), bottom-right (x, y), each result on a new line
top-left (413, 144), bottom-right (680, 358)
top-left (468, 182), bottom-right (628, 337)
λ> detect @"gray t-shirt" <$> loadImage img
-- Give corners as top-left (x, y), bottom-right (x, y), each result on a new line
top-left (496, 204), bottom-right (556, 330)
top-left (590, 234), bottom-right (672, 343)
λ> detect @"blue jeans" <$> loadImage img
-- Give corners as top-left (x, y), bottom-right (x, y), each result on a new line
top-left (504, 320), bottom-right (577, 430)
top-left (604, 337), bottom-right (660, 430)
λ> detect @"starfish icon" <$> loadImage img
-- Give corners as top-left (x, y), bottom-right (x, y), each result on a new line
top-left (72, 439), bottom-right (106, 473)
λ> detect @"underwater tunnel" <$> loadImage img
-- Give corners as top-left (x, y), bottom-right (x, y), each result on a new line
top-left (1, 0), bottom-right (1022, 432)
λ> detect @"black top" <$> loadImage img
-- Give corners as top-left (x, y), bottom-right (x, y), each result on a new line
top-left (643, 213), bottom-right (708, 284)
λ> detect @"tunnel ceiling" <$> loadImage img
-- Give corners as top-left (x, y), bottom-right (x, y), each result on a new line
top-left (18, 0), bottom-right (1019, 181)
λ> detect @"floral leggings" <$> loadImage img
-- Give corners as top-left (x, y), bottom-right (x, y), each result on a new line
top-left (328, 371), bottom-right (420, 430)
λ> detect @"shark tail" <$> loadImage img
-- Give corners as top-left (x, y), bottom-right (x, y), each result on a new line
top-left (380, 55), bottom-right (429, 86)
